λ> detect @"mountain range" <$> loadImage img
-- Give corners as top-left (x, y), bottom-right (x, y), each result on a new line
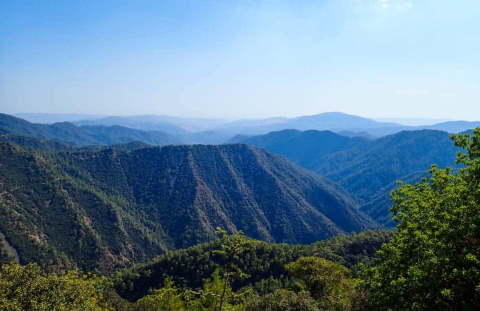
top-left (16, 112), bottom-right (480, 144)
top-left (0, 113), bottom-right (179, 146)
top-left (0, 112), bottom-right (474, 273)
top-left (0, 136), bottom-right (373, 272)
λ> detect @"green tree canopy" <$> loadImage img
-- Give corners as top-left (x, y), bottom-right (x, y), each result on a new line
top-left (362, 128), bottom-right (480, 310)
top-left (286, 256), bottom-right (358, 311)
top-left (243, 289), bottom-right (320, 311)
top-left (132, 277), bottom-right (186, 311)
top-left (0, 263), bottom-right (110, 311)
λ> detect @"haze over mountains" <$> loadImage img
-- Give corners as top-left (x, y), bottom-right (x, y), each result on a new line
top-left (1, 113), bottom-right (180, 146)
top-left (16, 112), bottom-right (480, 144)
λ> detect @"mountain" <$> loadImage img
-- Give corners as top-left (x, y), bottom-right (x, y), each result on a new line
top-left (315, 130), bottom-right (459, 203)
top-left (15, 113), bottom-right (106, 124)
top-left (230, 130), bottom-right (369, 169)
top-left (424, 121), bottom-right (480, 133)
top-left (16, 112), bottom-right (480, 144)
top-left (0, 133), bottom-right (153, 153)
top-left (281, 112), bottom-right (399, 131)
top-left (0, 113), bottom-right (180, 146)
top-left (375, 117), bottom-right (452, 126)
top-left (66, 144), bottom-right (374, 247)
top-left (51, 112), bottom-right (406, 143)
top-left (236, 129), bottom-right (461, 226)
top-left (0, 141), bottom-right (374, 272)
top-left (214, 112), bottom-right (404, 138)
top-left (0, 133), bottom-right (72, 152)
top-left (74, 115), bottom-right (227, 134)
top-left (74, 115), bottom-right (190, 136)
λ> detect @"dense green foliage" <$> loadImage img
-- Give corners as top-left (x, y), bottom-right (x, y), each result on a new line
top-left (243, 290), bottom-right (320, 311)
top-left (114, 230), bottom-right (392, 301)
top-left (111, 232), bottom-right (374, 310)
top-left (0, 139), bottom-right (373, 272)
top-left (0, 113), bottom-right (179, 146)
top-left (361, 129), bottom-right (480, 310)
top-left (0, 229), bottom-right (391, 311)
top-left (0, 263), bottom-right (110, 311)
top-left (286, 257), bottom-right (357, 311)
top-left (237, 129), bottom-right (460, 226)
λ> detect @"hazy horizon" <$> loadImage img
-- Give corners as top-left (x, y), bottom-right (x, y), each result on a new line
top-left (2, 0), bottom-right (479, 120)
top-left (11, 111), bottom-right (457, 127)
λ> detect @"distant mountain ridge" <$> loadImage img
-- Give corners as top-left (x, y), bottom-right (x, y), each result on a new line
top-left (230, 129), bottom-right (369, 169)
top-left (65, 112), bottom-right (409, 143)
top-left (424, 121), bottom-right (480, 133)
top-left (0, 113), bottom-right (179, 146)
top-left (15, 112), bottom-right (480, 144)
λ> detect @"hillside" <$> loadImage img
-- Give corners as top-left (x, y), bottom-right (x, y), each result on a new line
top-left (315, 130), bottom-right (459, 203)
top-left (0, 142), bottom-right (171, 272)
top-left (0, 133), bottom-right (72, 152)
top-left (0, 113), bottom-right (179, 146)
top-left (236, 129), bottom-right (460, 226)
top-left (115, 230), bottom-right (393, 301)
top-left (0, 141), bottom-right (374, 272)
top-left (64, 144), bottom-right (374, 247)
top-left (230, 130), bottom-right (369, 169)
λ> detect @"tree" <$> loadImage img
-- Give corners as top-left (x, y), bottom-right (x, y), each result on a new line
top-left (183, 268), bottom-right (242, 311)
top-left (286, 257), bottom-right (358, 311)
top-left (361, 129), bottom-right (480, 310)
top-left (243, 289), bottom-right (320, 311)
top-left (211, 228), bottom-right (250, 311)
top-left (0, 263), bottom-right (110, 311)
top-left (132, 277), bottom-right (186, 311)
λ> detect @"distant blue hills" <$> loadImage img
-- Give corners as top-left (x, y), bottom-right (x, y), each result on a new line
top-left (14, 111), bottom-right (480, 144)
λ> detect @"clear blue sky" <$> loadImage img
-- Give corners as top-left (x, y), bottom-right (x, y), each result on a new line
top-left (1, 0), bottom-right (479, 119)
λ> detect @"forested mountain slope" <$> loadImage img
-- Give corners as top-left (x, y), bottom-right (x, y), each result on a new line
top-left (316, 130), bottom-right (459, 201)
top-left (236, 129), bottom-right (460, 226)
top-left (0, 141), bottom-right (374, 272)
top-left (0, 142), bottom-right (170, 272)
top-left (63, 144), bottom-right (374, 248)
top-left (229, 130), bottom-right (369, 169)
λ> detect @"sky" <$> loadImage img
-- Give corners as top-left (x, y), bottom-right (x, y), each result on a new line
top-left (1, 0), bottom-right (479, 120)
